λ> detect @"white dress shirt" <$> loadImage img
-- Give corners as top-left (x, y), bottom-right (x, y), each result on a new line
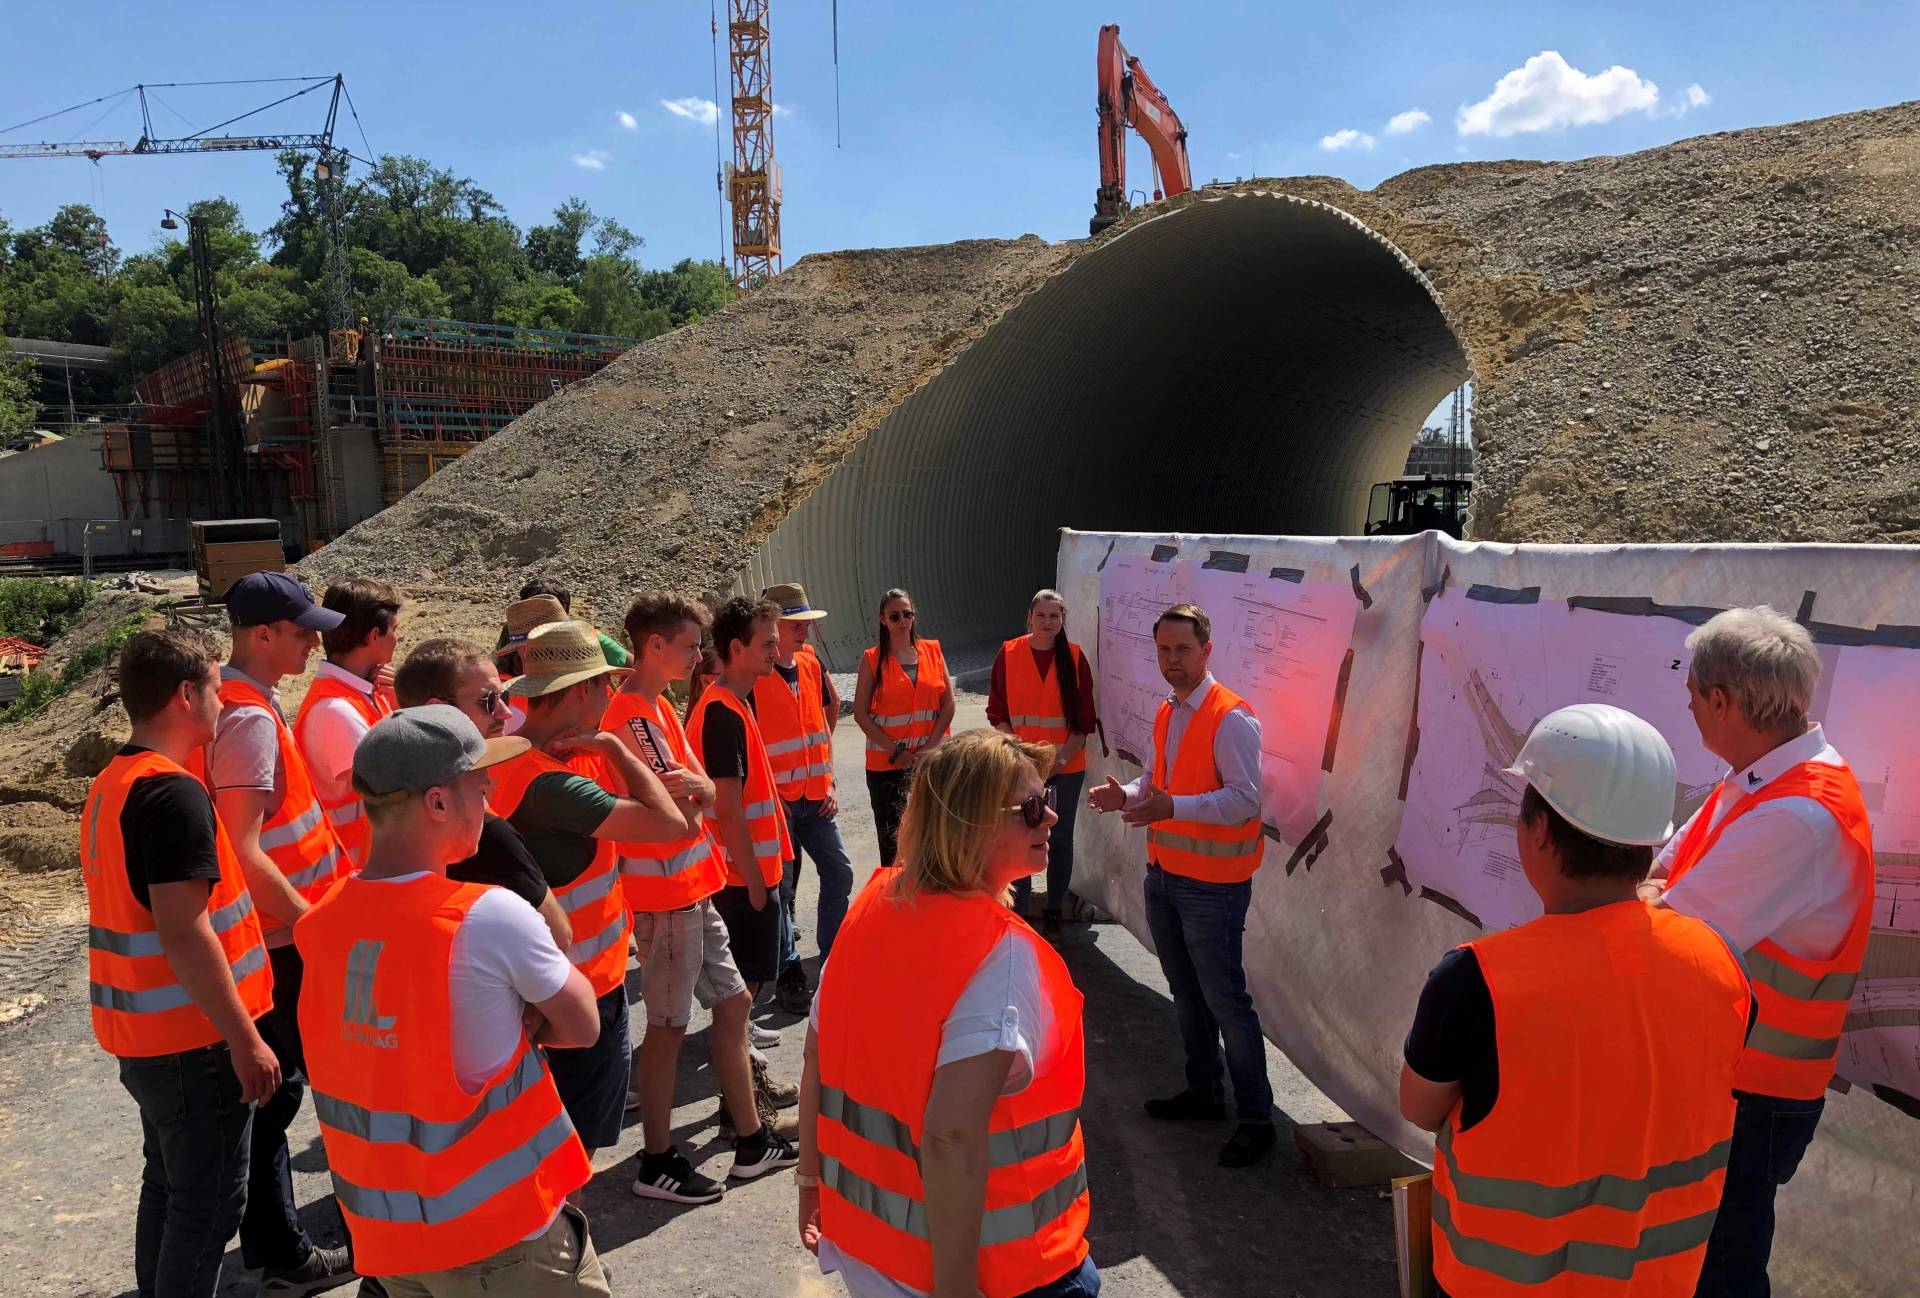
top-left (1652, 723), bottom-right (1870, 960)
top-left (1118, 674), bottom-right (1264, 826)
top-left (298, 660), bottom-right (380, 805)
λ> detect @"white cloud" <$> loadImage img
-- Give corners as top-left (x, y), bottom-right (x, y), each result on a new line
top-left (617, 110), bottom-right (638, 130)
top-left (1456, 50), bottom-right (1660, 137)
top-left (661, 96), bottom-right (720, 126)
top-left (773, 102), bottom-right (793, 118)
top-left (571, 149), bottom-right (610, 171)
top-left (1319, 128), bottom-right (1375, 152)
top-left (1385, 108), bottom-right (1431, 136)
top-left (1684, 83), bottom-right (1710, 109)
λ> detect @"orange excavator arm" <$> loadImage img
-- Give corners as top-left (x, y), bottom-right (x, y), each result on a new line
top-left (1092, 23), bottom-right (1193, 236)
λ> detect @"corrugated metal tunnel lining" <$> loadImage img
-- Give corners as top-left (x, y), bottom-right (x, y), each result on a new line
top-left (746, 192), bottom-right (1472, 668)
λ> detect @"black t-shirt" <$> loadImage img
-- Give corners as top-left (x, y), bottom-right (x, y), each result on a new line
top-left (447, 814), bottom-right (550, 910)
top-left (119, 745), bottom-right (222, 911)
top-left (701, 702), bottom-right (750, 780)
top-left (1405, 935), bottom-right (1760, 1136)
top-left (772, 660), bottom-right (833, 711)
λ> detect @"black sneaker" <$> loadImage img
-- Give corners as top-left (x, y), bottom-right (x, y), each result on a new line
top-left (729, 1127), bottom-right (800, 1180)
top-left (776, 964), bottom-right (813, 1014)
top-left (1219, 1122), bottom-right (1279, 1168)
top-left (1144, 1090), bottom-right (1228, 1122)
top-left (260, 1244), bottom-right (357, 1298)
top-left (631, 1146), bottom-right (726, 1205)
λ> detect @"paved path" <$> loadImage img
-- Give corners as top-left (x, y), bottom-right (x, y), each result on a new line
top-left (0, 693), bottom-right (1396, 1297)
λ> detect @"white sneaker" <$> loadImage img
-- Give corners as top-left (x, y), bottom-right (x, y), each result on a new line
top-left (748, 1021), bottom-right (782, 1048)
top-left (624, 1087), bottom-right (642, 1112)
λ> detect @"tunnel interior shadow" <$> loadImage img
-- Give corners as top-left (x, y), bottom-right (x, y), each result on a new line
top-left (1058, 927), bottom-right (1397, 1295)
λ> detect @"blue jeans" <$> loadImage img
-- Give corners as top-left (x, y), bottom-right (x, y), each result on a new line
top-left (1143, 864), bottom-right (1273, 1124)
top-left (779, 795), bottom-right (855, 970)
top-left (1694, 1090), bottom-right (1825, 1298)
top-left (1017, 1257), bottom-right (1100, 1297)
top-left (240, 943), bottom-right (315, 1270)
top-left (118, 1041), bottom-right (255, 1298)
top-left (1014, 771), bottom-right (1085, 915)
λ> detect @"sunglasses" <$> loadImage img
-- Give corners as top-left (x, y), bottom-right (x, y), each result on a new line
top-left (437, 689), bottom-right (503, 713)
top-left (886, 610), bottom-right (916, 623)
top-left (1005, 785), bottom-right (1059, 828)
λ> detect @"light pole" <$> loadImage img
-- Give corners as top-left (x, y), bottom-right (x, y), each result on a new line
top-left (162, 208), bottom-right (243, 517)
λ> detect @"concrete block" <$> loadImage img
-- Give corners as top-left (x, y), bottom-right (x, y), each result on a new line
top-left (1293, 1120), bottom-right (1424, 1188)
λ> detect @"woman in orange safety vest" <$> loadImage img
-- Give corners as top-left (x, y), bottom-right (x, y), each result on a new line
top-left (988, 589), bottom-right (1098, 935)
top-left (798, 728), bottom-right (1096, 1298)
top-left (852, 587), bottom-right (955, 867)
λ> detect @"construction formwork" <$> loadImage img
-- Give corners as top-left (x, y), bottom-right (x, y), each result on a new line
top-left (371, 317), bottom-right (639, 505)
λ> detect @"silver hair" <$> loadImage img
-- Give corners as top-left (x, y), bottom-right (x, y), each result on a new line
top-left (1684, 606), bottom-right (1819, 738)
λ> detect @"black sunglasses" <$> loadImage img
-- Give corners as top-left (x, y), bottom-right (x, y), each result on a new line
top-left (1006, 785), bottom-right (1059, 828)
top-left (436, 688), bottom-right (503, 713)
top-left (887, 610), bottom-right (916, 623)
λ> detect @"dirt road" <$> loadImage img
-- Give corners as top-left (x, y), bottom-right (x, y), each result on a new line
top-left (0, 693), bottom-right (1396, 1297)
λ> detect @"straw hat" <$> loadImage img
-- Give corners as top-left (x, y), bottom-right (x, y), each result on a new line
top-left (504, 620), bottom-right (630, 697)
top-left (763, 581), bottom-right (828, 621)
top-left (496, 595), bottom-right (568, 656)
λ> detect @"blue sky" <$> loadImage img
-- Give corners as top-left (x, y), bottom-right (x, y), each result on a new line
top-left (2, 1), bottom-right (1916, 272)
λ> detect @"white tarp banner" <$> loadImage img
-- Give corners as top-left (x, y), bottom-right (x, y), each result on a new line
top-left (1059, 528), bottom-right (1920, 1298)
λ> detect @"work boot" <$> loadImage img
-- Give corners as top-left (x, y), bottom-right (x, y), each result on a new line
top-left (1144, 1090), bottom-right (1228, 1122)
top-left (260, 1244), bottom-right (357, 1298)
top-left (1042, 907), bottom-right (1064, 937)
top-left (776, 962), bottom-right (813, 1014)
top-left (1219, 1122), bottom-right (1279, 1168)
top-left (716, 1093), bottom-right (799, 1142)
top-left (752, 1054), bottom-right (800, 1109)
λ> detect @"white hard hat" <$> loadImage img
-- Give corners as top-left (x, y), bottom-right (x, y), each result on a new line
top-left (1504, 704), bottom-right (1677, 846)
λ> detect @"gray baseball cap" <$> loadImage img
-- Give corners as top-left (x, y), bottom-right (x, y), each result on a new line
top-left (352, 704), bottom-right (529, 798)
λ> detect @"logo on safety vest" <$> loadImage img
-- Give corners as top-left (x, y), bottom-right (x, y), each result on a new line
top-left (341, 939), bottom-right (399, 1049)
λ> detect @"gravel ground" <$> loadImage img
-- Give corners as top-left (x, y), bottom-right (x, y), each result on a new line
top-left (0, 692), bottom-right (1396, 1298)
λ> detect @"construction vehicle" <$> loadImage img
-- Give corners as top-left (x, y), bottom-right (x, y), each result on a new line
top-left (1091, 24), bottom-right (1192, 236)
top-left (1365, 474), bottom-right (1473, 539)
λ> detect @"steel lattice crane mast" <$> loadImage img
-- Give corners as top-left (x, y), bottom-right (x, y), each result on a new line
top-left (0, 75), bottom-right (362, 330)
top-left (726, 0), bottom-right (782, 291)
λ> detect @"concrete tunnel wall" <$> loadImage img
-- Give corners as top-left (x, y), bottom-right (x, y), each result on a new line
top-left (743, 192), bottom-right (1473, 670)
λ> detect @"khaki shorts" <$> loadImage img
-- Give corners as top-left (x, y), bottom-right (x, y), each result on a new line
top-left (381, 1202), bottom-right (609, 1298)
top-left (632, 898), bottom-right (748, 1028)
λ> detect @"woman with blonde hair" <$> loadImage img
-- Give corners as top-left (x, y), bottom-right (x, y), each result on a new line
top-left (853, 587), bottom-right (956, 866)
top-left (797, 729), bottom-right (1099, 1298)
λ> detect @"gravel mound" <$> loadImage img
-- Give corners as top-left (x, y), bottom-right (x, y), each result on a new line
top-left (306, 99), bottom-right (1920, 614)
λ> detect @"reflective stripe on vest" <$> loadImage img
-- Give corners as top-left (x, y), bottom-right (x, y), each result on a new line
top-left (1662, 761), bottom-right (1874, 1100)
top-left (863, 641), bottom-right (949, 771)
top-left (822, 1155), bottom-right (1090, 1248)
top-left (816, 877), bottom-right (1089, 1297)
top-left (755, 647), bottom-right (834, 800)
top-left (260, 802), bottom-right (326, 850)
top-left (82, 751), bottom-right (275, 1057)
top-left (688, 687), bottom-right (791, 888)
top-left (297, 874), bottom-right (589, 1275)
top-left (600, 691), bottom-right (727, 911)
top-left (1148, 683), bottom-right (1264, 884)
top-left (1001, 635), bottom-right (1087, 775)
top-left (1432, 904), bottom-right (1747, 1296)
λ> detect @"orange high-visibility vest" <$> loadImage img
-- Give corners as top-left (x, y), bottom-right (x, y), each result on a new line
top-left (1148, 683), bottom-right (1264, 883)
top-left (1001, 635), bottom-right (1087, 776)
top-left (687, 685), bottom-right (791, 888)
top-left (863, 639), bottom-right (949, 772)
top-left (817, 873), bottom-right (1089, 1297)
top-left (81, 750), bottom-right (274, 1057)
top-left (601, 690), bottom-right (726, 912)
top-left (1664, 760), bottom-right (1874, 1100)
top-left (292, 671), bottom-right (392, 870)
top-left (296, 873), bottom-right (590, 1277)
top-left (1432, 903), bottom-right (1748, 1296)
top-left (754, 646), bottom-right (834, 801)
top-left (489, 748), bottom-right (632, 997)
top-left (191, 674), bottom-right (350, 942)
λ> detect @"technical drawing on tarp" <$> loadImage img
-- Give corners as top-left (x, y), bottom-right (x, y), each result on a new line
top-left (1095, 551), bottom-right (1360, 847)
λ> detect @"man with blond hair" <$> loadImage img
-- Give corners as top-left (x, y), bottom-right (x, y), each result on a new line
top-left (1645, 605), bottom-right (1874, 1297)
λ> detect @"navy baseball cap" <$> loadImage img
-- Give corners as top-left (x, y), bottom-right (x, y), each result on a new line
top-left (225, 571), bottom-right (344, 630)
